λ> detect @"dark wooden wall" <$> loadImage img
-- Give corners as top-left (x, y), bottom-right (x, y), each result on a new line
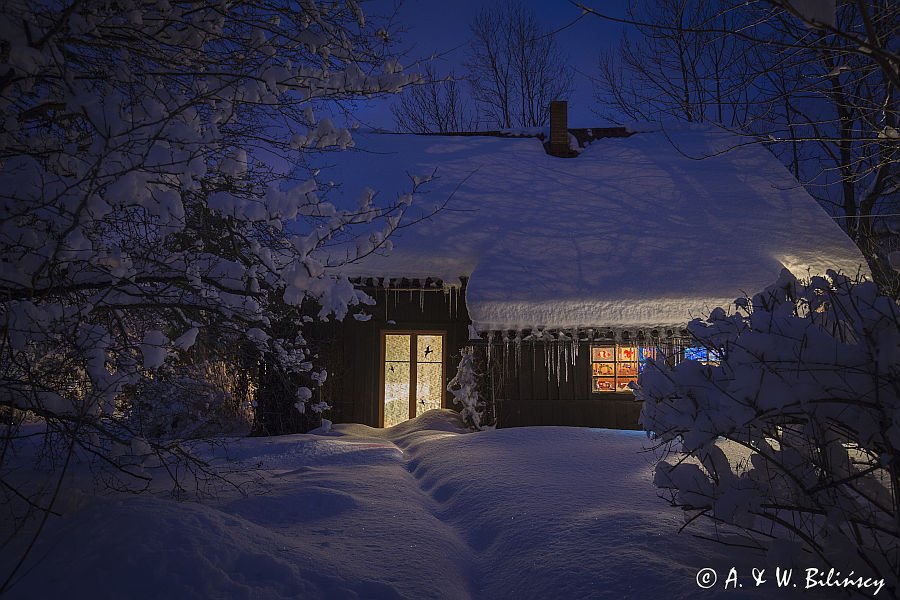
top-left (483, 341), bottom-right (643, 430)
top-left (315, 282), bottom-right (470, 427)
top-left (315, 280), bottom-right (644, 430)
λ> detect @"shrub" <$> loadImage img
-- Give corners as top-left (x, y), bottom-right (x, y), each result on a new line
top-left (638, 269), bottom-right (899, 593)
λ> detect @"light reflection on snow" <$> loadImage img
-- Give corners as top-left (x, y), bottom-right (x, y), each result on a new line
top-left (587, 427), bottom-right (645, 436)
top-left (227, 437), bottom-right (405, 471)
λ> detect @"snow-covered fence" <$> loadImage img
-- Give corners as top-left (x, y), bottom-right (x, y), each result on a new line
top-left (638, 269), bottom-right (899, 593)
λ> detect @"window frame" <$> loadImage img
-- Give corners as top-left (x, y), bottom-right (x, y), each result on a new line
top-left (589, 341), bottom-right (722, 395)
top-left (589, 343), bottom-right (656, 394)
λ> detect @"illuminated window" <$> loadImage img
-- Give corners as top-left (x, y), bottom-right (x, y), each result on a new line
top-left (684, 346), bottom-right (720, 365)
top-left (590, 344), bottom-right (656, 393)
top-left (382, 332), bottom-right (445, 427)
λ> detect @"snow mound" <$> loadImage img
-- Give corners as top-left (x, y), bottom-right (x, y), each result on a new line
top-left (5, 423), bottom-right (777, 599)
top-left (3, 496), bottom-right (406, 600)
top-left (381, 408), bottom-right (469, 436)
top-left (329, 408), bottom-right (468, 439)
top-left (221, 434), bottom-right (405, 470)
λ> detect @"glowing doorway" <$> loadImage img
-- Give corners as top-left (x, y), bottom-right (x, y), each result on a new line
top-left (381, 332), bottom-right (445, 427)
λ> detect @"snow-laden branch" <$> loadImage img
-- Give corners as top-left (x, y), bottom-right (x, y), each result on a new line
top-left (0, 2), bottom-right (420, 583)
top-left (638, 269), bottom-right (899, 593)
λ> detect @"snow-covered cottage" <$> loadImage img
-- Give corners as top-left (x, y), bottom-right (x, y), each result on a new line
top-left (316, 102), bottom-right (868, 429)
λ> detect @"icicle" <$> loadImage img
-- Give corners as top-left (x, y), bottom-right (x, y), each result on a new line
top-left (562, 342), bottom-right (568, 383)
top-left (556, 340), bottom-right (562, 387)
top-left (543, 338), bottom-right (549, 380)
top-left (451, 285), bottom-right (456, 318)
top-left (503, 340), bottom-right (509, 377)
top-left (530, 338), bottom-right (536, 375)
top-left (553, 342), bottom-right (557, 384)
top-left (547, 340), bottom-right (552, 385)
top-left (486, 331), bottom-right (494, 365)
top-left (571, 328), bottom-right (579, 365)
top-left (500, 331), bottom-right (508, 377)
top-left (514, 330), bottom-right (522, 371)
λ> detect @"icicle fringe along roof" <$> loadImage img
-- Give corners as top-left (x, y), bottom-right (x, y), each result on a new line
top-left (322, 123), bottom-right (868, 332)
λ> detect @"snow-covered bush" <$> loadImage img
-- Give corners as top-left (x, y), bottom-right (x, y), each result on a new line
top-left (447, 347), bottom-right (486, 429)
top-left (0, 2), bottom-right (412, 430)
top-left (124, 360), bottom-right (253, 440)
top-left (637, 269), bottom-right (899, 593)
top-left (0, 1), bottom-right (417, 581)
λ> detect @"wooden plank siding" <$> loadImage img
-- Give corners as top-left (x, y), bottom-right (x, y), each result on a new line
top-left (316, 281), bottom-right (470, 428)
top-left (316, 279), bottom-right (644, 430)
top-left (486, 341), bottom-right (644, 430)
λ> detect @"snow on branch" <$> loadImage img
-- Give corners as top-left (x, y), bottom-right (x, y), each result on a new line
top-left (0, 2), bottom-right (419, 574)
top-left (637, 269), bottom-right (899, 593)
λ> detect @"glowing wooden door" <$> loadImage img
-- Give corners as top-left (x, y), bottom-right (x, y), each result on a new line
top-left (381, 332), bottom-right (445, 427)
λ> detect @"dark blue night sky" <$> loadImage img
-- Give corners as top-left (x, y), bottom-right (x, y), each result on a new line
top-left (353, 0), bottom-right (627, 129)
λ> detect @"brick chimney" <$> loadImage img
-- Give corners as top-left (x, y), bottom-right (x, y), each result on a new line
top-left (548, 100), bottom-right (570, 157)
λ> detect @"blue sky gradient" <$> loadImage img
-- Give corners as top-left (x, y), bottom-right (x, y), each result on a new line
top-left (350, 0), bottom-right (627, 130)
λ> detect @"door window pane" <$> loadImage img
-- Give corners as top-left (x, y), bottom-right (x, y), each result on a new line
top-left (384, 351), bottom-right (410, 428)
top-left (417, 335), bottom-right (442, 363)
top-left (385, 334), bottom-right (411, 362)
top-left (594, 377), bottom-right (616, 392)
top-left (415, 363), bottom-right (443, 414)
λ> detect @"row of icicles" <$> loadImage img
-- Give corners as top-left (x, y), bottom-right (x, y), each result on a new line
top-left (370, 280), bottom-right (687, 386)
top-left (483, 330), bottom-right (580, 387)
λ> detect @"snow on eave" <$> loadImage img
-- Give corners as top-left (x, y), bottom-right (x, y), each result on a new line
top-left (465, 294), bottom-right (730, 334)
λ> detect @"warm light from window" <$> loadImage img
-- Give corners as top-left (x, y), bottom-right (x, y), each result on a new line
top-left (383, 333), bottom-right (444, 427)
top-left (591, 345), bottom-right (656, 392)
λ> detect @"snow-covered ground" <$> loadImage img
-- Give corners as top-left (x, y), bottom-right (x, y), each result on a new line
top-left (2, 411), bottom-right (839, 599)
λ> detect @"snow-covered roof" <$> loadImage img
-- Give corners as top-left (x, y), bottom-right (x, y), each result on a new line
top-left (322, 124), bottom-right (868, 332)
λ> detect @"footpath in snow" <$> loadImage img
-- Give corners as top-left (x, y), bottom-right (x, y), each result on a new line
top-left (2, 411), bottom-right (824, 599)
